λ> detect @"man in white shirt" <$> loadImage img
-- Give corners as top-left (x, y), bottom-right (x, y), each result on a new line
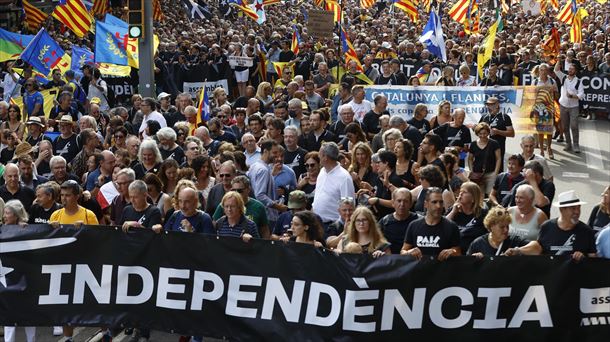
top-left (347, 85), bottom-right (372, 123)
top-left (554, 61), bottom-right (584, 153)
top-left (138, 97), bottom-right (167, 139)
top-left (312, 142), bottom-right (355, 228)
top-left (241, 133), bottom-right (261, 166)
top-left (2, 62), bottom-right (20, 101)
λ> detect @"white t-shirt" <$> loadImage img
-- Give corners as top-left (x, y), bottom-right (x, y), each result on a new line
top-left (139, 111), bottom-right (168, 138)
top-left (348, 99), bottom-right (372, 123)
top-left (312, 163), bottom-right (355, 222)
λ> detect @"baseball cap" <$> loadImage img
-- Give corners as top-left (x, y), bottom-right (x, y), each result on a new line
top-left (287, 190), bottom-right (307, 209)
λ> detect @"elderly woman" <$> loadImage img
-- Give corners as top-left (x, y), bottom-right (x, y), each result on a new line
top-left (508, 184), bottom-right (548, 242)
top-left (411, 165), bottom-right (455, 215)
top-left (336, 206), bottom-right (390, 257)
top-left (381, 128), bottom-right (402, 152)
top-left (447, 182), bottom-right (489, 252)
top-left (467, 206), bottom-right (528, 257)
top-left (457, 65), bottom-right (476, 87)
top-left (133, 139), bottom-right (163, 179)
top-left (407, 103), bottom-right (431, 136)
top-left (589, 185), bottom-right (610, 235)
top-left (156, 127), bottom-right (185, 165)
top-left (215, 191), bottom-right (260, 242)
top-left (280, 210), bottom-right (324, 247)
top-left (467, 122), bottom-right (501, 196)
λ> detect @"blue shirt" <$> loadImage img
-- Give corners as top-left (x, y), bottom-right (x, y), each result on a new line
top-left (85, 168), bottom-right (101, 191)
top-left (24, 91), bottom-right (43, 117)
top-left (217, 215), bottom-right (260, 239)
top-left (273, 165), bottom-right (297, 192)
top-left (164, 210), bottom-right (214, 234)
top-left (596, 227), bottom-right (610, 259)
top-left (246, 160), bottom-right (278, 222)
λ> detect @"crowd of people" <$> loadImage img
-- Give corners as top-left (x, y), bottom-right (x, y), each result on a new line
top-left (0, 0), bottom-right (609, 341)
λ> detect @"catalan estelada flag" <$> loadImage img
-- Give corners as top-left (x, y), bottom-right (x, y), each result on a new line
top-left (51, 0), bottom-right (94, 38)
top-left (232, 0), bottom-right (259, 22)
top-left (196, 86), bottom-right (210, 127)
top-left (556, 0), bottom-right (576, 24)
top-left (23, 0), bottom-right (48, 32)
top-left (361, 0), bottom-right (375, 9)
top-left (340, 25), bottom-right (364, 72)
top-left (569, 8), bottom-right (586, 43)
top-left (541, 27), bottom-right (560, 64)
top-left (291, 25), bottom-right (301, 55)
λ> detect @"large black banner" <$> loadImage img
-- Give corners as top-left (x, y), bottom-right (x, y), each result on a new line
top-left (1, 225), bottom-right (609, 341)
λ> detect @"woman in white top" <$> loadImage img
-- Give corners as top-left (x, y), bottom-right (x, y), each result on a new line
top-left (508, 184), bottom-right (548, 242)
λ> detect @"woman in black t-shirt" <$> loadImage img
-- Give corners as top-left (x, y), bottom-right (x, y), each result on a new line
top-left (348, 142), bottom-right (378, 191)
top-left (467, 206), bottom-right (527, 256)
top-left (468, 122), bottom-right (501, 196)
top-left (394, 139), bottom-right (416, 189)
top-left (447, 182), bottom-right (489, 252)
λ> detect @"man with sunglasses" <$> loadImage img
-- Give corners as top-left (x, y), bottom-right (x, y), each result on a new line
top-left (212, 175), bottom-right (269, 238)
top-left (478, 96), bottom-right (515, 170)
top-left (22, 78), bottom-right (43, 118)
top-left (205, 161), bottom-right (236, 216)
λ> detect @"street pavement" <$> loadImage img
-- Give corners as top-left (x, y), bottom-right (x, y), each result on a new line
top-left (9, 117), bottom-right (610, 342)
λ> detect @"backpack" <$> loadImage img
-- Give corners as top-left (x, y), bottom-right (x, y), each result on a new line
top-left (560, 76), bottom-right (581, 90)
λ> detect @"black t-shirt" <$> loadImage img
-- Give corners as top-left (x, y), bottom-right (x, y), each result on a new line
top-left (467, 233), bottom-right (527, 256)
top-left (279, 50), bottom-right (295, 63)
top-left (379, 212), bottom-right (420, 254)
top-left (537, 219), bottom-right (596, 256)
top-left (402, 126), bottom-right (423, 151)
top-left (0, 147), bottom-right (14, 164)
top-left (404, 217), bottom-right (461, 256)
top-left (407, 117), bottom-right (432, 136)
top-left (53, 134), bottom-right (79, 164)
top-left (0, 185), bottom-right (35, 209)
top-left (119, 204), bottom-right (162, 229)
top-left (503, 179), bottom-right (555, 218)
top-left (448, 206), bottom-right (489, 252)
top-left (133, 162), bottom-right (161, 180)
top-left (588, 204), bottom-right (610, 235)
top-left (284, 147), bottom-right (307, 179)
top-left (362, 110), bottom-right (388, 135)
top-left (469, 139), bottom-right (500, 173)
top-left (28, 203), bottom-right (62, 224)
top-left (374, 171), bottom-right (404, 218)
top-left (375, 74), bottom-right (398, 85)
top-left (433, 124), bottom-right (472, 149)
top-left (478, 113), bottom-right (513, 152)
top-left (160, 146), bottom-right (185, 165)
top-left (492, 172), bottom-right (525, 204)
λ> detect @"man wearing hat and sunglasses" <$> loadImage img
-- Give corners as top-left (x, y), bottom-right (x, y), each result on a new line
top-left (25, 116), bottom-right (50, 148)
top-left (505, 190), bottom-right (596, 260)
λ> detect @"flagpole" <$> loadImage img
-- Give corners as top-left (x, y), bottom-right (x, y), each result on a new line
top-left (336, 0), bottom-right (343, 83)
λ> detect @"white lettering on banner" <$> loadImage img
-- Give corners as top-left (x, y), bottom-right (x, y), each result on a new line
top-left (116, 266), bottom-right (154, 305)
top-left (36, 264), bottom-right (556, 330)
top-left (183, 80), bottom-right (229, 99)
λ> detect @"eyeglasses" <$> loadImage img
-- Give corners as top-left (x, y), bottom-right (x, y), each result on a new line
top-left (355, 219), bottom-right (368, 224)
top-left (305, 163), bottom-right (317, 168)
top-left (115, 134), bottom-right (125, 139)
top-left (231, 188), bottom-right (245, 193)
top-left (219, 173), bottom-right (232, 178)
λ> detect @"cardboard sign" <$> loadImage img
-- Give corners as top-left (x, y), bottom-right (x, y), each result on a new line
top-left (308, 10), bottom-right (334, 39)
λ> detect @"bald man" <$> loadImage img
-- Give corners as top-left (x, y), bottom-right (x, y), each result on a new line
top-left (159, 187), bottom-right (214, 234)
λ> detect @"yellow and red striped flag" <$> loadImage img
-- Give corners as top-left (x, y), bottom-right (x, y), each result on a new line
top-left (541, 27), bottom-right (560, 64)
top-left (556, 0), bottom-right (576, 25)
top-left (340, 25), bottom-right (364, 72)
top-left (569, 8), bottom-right (586, 43)
top-left (448, 0), bottom-right (471, 24)
top-left (501, 0), bottom-right (510, 13)
top-left (393, 0), bottom-right (418, 22)
top-left (232, 0), bottom-right (259, 22)
top-left (51, 0), bottom-right (93, 38)
top-left (91, 0), bottom-right (109, 16)
top-left (313, 0), bottom-right (325, 8)
top-left (549, 0), bottom-right (559, 9)
top-left (22, 0), bottom-right (48, 32)
top-left (360, 0), bottom-right (375, 9)
top-left (153, 0), bottom-right (164, 21)
top-left (325, 1), bottom-right (343, 23)
top-left (262, 0), bottom-right (282, 5)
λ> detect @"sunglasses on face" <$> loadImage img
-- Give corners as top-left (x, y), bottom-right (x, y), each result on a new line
top-left (305, 163), bottom-right (317, 168)
top-left (219, 173), bottom-right (232, 178)
top-left (231, 188), bottom-right (245, 193)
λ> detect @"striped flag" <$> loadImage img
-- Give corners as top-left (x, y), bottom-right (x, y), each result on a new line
top-left (153, 0), bottom-right (164, 21)
top-left (549, 0), bottom-right (559, 8)
top-left (464, 5), bottom-right (479, 34)
top-left (258, 49), bottom-right (267, 82)
top-left (262, 0), bottom-right (281, 4)
top-left (501, 0), bottom-right (510, 13)
top-left (232, 0), bottom-right (259, 22)
top-left (541, 27), bottom-right (560, 64)
top-left (23, 0), bottom-right (48, 32)
top-left (340, 25), bottom-right (364, 72)
top-left (291, 26), bottom-right (301, 55)
top-left (569, 8), bottom-right (585, 43)
top-left (449, 0), bottom-right (471, 24)
top-left (393, 0), bottom-right (418, 22)
top-left (360, 0), bottom-right (375, 9)
top-left (272, 62), bottom-right (293, 79)
top-left (556, 0), bottom-right (576, 24)
top-left (313, 0), bottom-right (325, 7)
top-left (51, 0), bottom-right (94, 38)
top-left (91, 0), bottom-right (109, 16)
top-left (325, 1), bottom-right (343, 23)
top-left (196, 86), bottom-right (210, 126)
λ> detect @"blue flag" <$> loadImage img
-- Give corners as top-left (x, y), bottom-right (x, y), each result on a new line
top-left (71, 46), bottom-right (95, 71)
top-left (20, 28), bottom-right (66, 76)
top-left (94, 21), bottom-right (133, 66)
top-left (104, 13), bottom-right (128, 28)
top-left (418, 10), bottom-right (447, 62)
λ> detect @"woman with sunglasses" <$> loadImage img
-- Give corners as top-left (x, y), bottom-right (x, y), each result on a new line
top-left (296, 151), bottom-right (320, 204)
top-left (110, 126), bottom-right (128, 153)
top-left (23, 77), bottom-right (43, 118)
top-left (467, 206), bottom-right (527, 257)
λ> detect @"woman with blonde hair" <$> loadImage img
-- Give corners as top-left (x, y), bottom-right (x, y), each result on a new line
top-left (467, 206), bottom-right (527, 257)
top-left (435, 66), bottom-right (456, 86)
top-left (336, 206), bottom-right (390, 257)
top-left (446, 181), bottom-right (489, 251)
top-left (216, 191), bottom-right (259, 242)
top-left (430, 100), bottom-right (452, 129)
top-left (589, 185), bottom-right (610, 235)
top-left (212, 87), bottom-right (229, 108)
top-left (255, 82), bottom-right (274, 112)
top-left (348, 142), bottom-right (377, 190)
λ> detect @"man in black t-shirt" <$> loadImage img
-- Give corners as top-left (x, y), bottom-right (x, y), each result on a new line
top-left (379, 188), bottom-right (419, 254)
top-left (53, 115), bottom-right (79, 164)
top-left (362, 94), bottom-right (389, 139)
top-left (28, 183), bottom-right (61, 224)
top-left (120, 180), bottom-right (162, 232)
top-left (479, 96), bottom-right (515, 170)
top-left (506, 190), bottom-right (596, 260)
top-left (401, 187), bottom-right (461, 260)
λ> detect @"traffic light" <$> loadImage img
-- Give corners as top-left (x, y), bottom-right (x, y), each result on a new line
top-left (127, 0), bottom-right (144, 38)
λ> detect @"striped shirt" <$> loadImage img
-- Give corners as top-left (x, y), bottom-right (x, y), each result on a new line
top-left (216, 215), bottom-right (260, 239)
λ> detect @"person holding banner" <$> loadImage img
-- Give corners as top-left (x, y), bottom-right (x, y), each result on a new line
top-left (336, 206), bottom-right (390, 257)
top-left (467, 206), bottom-right (527, 257)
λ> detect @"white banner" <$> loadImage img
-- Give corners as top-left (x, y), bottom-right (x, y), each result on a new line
top-left (228, 56), bottom-right (254, 67)
top-left (183, 80), bottom-right (229, 99)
